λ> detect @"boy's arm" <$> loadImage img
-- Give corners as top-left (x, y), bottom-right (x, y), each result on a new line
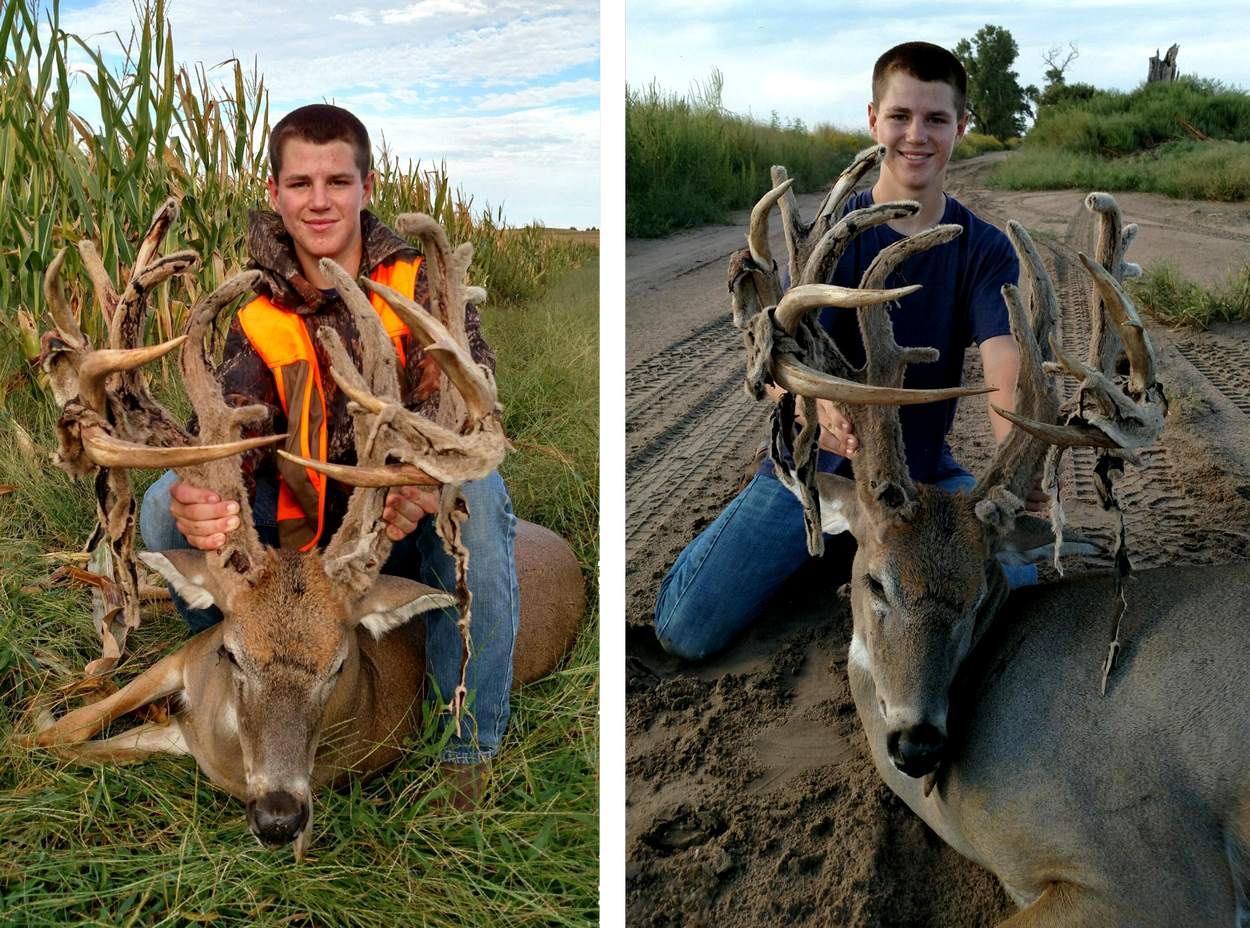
top-left (979, 333), bottom-right (1019, 444)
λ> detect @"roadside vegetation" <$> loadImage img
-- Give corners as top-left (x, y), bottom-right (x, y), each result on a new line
top-left (0, 2), bottom-right (598, 925)
top-left (626, 69), bottom-right (871, 237)
top-left (1130, 262), bottom-right (1250, 328)
top-left (987, 77), bottom-right (1250, 201)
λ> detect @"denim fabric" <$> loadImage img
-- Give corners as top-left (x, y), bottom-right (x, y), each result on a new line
top-left (654, 469), bottom-right (1038, 661)
top-left (139, 470), bottom-right (519, 764)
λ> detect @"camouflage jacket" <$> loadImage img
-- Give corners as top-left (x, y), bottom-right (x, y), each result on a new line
top-left (215, 209), bottom-right (496, 512)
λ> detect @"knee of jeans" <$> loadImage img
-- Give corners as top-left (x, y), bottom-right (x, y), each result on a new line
top-left (460, 472), bottom-right (515, 535)
top-left (653, 592), bottom-right (711, 662)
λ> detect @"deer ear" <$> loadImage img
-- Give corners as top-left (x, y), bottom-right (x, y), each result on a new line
top-left (987, 513), bottom-right (1103, 565)
top-left (814, 473), bottom-right (862, 537)
top-left (350, 575), bottom-right (457, 640)
top-left (139, 550), bottom-right (229, 610)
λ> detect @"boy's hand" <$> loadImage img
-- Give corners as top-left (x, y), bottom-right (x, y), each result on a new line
top-left (383, 485), bottom-right (441, 541)
top-left (169, 480), bottom-right (239, 551)
top-left (815, 400), bottom-right (858, 458)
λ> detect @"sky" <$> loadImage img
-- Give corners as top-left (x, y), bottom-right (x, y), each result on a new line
top-left (54, 0), bottom-right (600, 229)
top-left (626, 1), bottom-right (1250, 134)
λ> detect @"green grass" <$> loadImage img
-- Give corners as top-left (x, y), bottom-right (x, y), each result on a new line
top-left (1129, 261), bottom-right (1250, 327)
top-left (982, 76), bottom-right (1250, 202)
top-left (1025, 77), bottom-right (1250, 157)
top-left (626, 73), bottom-right (871, 237)
top-left (0, 252), bottom-right (599, 926)
top-left (984, 140), bottom-right (1250, 201)
top-left (952, 131), bottom-right (1006, 160)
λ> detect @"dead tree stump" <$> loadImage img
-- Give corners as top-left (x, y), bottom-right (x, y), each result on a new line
top-left (1148, 44), bottom-right (1179, 83)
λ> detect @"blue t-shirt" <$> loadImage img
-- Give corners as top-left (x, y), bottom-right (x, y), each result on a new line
top-left (762, 189), bottom-right (1018, 484)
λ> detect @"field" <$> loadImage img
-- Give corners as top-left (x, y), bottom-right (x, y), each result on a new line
top-left (0, 3), bottom-right (600, 926)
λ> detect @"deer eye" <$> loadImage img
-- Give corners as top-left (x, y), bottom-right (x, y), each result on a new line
top-left (217, 645), bottom-right (240, 668)
top-left (864, 574), bottom-right (887, 601)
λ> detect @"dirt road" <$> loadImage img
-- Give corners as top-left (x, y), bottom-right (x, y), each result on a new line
top-left (625, 155), bottom-right (1250, 926)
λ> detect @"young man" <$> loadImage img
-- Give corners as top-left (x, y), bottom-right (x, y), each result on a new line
top-left (655, 42), bottom-right (1040, 661)
top-left (139, 104), bottom-right (517, 803)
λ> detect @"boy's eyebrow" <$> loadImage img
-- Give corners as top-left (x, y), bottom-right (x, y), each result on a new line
top-left (283, 171), bottom-right (356, 182)
top-left (883, 104), bottom-right (954, 118)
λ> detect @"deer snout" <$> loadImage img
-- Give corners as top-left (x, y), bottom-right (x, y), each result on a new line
top-left (886, 722), bottom-right (946, 778)
top-left (247, 790), bottom-right (310, 847)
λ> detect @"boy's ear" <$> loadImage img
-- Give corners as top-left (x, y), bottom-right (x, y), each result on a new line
top-left (867, 101), bottom-right (879, 139)
top-left (956, 111), bottom-right (970, 139)
top-left (266, 175), bottom-right (279, 209)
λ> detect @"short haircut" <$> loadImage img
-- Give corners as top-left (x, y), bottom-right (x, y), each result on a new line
top-left (872, 42), bottom-right (968, 116)
top-left (268, 104), bottom-right (371, 181)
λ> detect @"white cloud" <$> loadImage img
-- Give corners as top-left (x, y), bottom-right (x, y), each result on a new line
top-left (380, 0), bottom-right (490, 24)
top-left (476, 78), bottom-right (599, 111)
top-left (331, 10), bottom-right (375, 26)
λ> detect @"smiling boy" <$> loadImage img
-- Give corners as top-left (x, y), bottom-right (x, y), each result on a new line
top-left (654, 42), bottom-right (1038, 660)
top-left (140, 104), bottom-right (516, 804)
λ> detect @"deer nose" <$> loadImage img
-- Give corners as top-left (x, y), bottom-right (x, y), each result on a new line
top-left (247, 791), bottom-right (309, 846)
top-left (886, 723), bottom-right (946, 778)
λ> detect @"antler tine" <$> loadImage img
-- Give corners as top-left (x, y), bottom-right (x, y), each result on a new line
top-left (817, 144), bottom-right (886, 226)
top-left (748, 177), bottom-right (794, 270)
top-left (318, 258), bottom-right (402, 402)
top-left (1079, 253), bottom-right (1156, 395)
top-left (800, 201), bottom-right (920, 286)
top-left (974, 222), bottom-right (1061, 503)
top-left (76, 239), bottom-right (119, 327)
top-left (772, 145), bottom-right (886, 288)
top-left (1085, 192), bottom-right (1130, 375)
top-left (775, 282), bottom-right (922, 334)
top-left (178, 270), bottom-right (274, 576)
top-left (44, 247), bottom-right (86, 348)
top-left (850, 223), bottom-right (966, 510)
top-left (361, 276), bottom-right (497, 425)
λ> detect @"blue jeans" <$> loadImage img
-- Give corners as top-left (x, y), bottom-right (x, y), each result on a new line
top-left (140, 470), bottom-right (519, 764)
top-left (654, 469), bottom-right (1038, 660)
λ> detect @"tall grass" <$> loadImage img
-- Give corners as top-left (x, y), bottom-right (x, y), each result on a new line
top-left (985, 140), bottom-right (1250, 201)
top-left (0, 1), bottom-right (598, 925)
top-left (1129, 261), bottom-right (1250, 327)
top-left (626, 71), bottom-right (870, 237)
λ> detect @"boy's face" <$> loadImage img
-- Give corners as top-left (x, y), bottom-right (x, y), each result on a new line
top-left (267, 137), bottom-right (373, 277)
top-left (868, 71), bottom-right (968, 195)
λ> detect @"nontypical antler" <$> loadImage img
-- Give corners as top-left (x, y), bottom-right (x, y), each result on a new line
top-left (39, 200), bottom-right (283, 673)
top-left (738, 148), bottom-right (993, 552)
top-left (277, 215), bottom-right (507, 730)
top-left (972, 208), bottom-right (1166, 522)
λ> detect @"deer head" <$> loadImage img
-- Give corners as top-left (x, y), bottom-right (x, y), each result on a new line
top-left (43, 203), bottom-right (505, 851)
top-left (737, 153), bottom-right (1165, 780)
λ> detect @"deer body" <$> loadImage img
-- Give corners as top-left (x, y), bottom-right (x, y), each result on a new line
top-left (851, 562), bottom-right (1250, 926)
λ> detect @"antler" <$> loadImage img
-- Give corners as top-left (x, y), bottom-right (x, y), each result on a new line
top-left (737, 151), bottom-right (994, 553)
top-left (39, 200), bottom-right (283, 673)
top-left (972, 208), bottom-right (1167, 522)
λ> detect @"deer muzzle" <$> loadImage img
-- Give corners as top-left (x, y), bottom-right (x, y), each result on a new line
top-left (886, 722), bottom-right (947, 778)
top-left (247, 789), bottom-right (311, 847)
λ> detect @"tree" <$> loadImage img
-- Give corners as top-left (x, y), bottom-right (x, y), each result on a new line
top-left (1032, 43), bottom-right (1082, 110)
top-left (953, 25), bottom-right (1036, 140)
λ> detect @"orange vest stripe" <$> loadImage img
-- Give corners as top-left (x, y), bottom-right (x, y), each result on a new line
top-left (237, 256), bottom-right (422, 549)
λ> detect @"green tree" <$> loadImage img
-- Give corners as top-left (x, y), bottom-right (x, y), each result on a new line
top-left (954, 25), bottom-right (1037, 139)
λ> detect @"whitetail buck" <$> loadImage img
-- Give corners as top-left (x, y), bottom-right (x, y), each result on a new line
top-left (29, 202), bottom-right (584, 859)
top-left (735, 149), bottom-right (1250, 926)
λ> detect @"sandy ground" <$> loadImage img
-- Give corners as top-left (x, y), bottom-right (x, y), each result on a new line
top-left (624, 154), bottom-right (1250, 926)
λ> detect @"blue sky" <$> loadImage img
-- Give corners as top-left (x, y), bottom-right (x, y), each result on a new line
top-left (55, 0), bottom-right (600, 228)
top-left (626, 1), bottom-right (1250, 134)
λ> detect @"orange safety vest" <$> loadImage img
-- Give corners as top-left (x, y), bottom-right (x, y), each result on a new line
top-left (237, 257), bottom-right (422, 551)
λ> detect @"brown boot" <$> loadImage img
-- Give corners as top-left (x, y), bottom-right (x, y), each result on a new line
top-left (438, 759), bottom-right (491, 811)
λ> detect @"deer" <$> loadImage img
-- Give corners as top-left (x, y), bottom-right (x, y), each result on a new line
top-left (733, 147), bottom-right (1250, 926)
top-left (27, 201), bottom-right (585, 859)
